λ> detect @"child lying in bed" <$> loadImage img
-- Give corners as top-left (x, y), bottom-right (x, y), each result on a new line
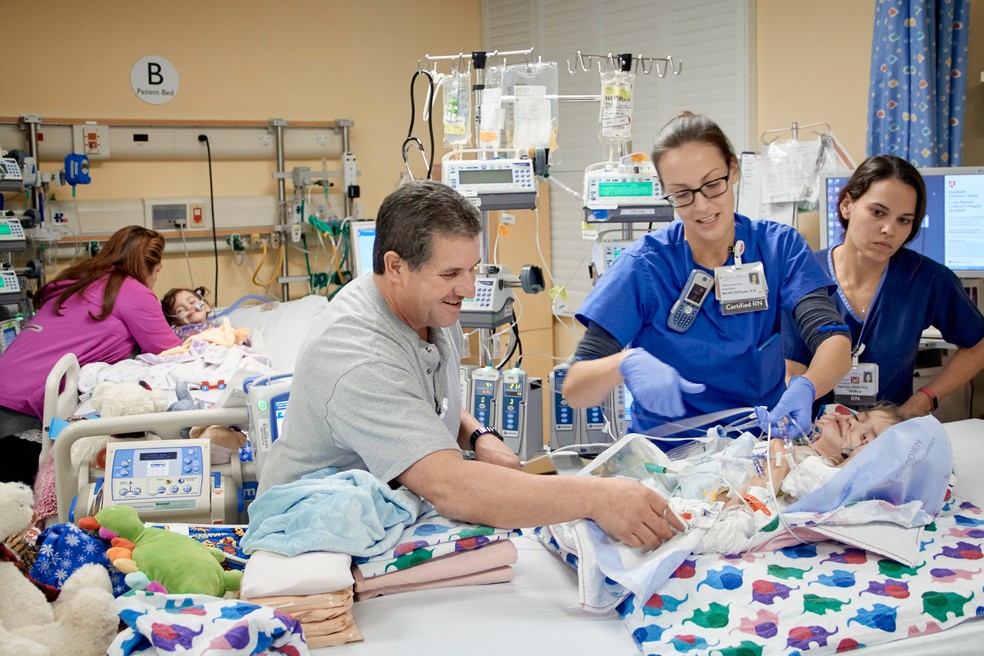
top-left (161, 286), bottom-right (218, 339)
top-left (666, 403), bottom-right (906, 553)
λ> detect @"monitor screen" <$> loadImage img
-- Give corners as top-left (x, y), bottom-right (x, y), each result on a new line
top-left (820, 167), bottom-right (984, 277)
top-left (348, 221), bottom-right (377, 277)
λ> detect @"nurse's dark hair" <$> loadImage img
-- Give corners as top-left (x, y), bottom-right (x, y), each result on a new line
top-left (837, 155), bottom-right (926, 245)
top-left (651, 111), bottom-right (738, 175)
top-left (373, 179), bottom-right (482, 274)
top-left (34, 225), bottom-right (166, 321)
top-left (161, 286), bottom-right (210, 325)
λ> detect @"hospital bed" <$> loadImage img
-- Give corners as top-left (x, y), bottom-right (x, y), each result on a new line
top-left (42, 294), bottom-right (330, 523)
top-left (329, 419), bottom-right (984, 656)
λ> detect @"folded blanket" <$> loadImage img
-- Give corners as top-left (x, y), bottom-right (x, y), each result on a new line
top-left (241, 549), bottom-right (354, 598)
top-left (355, 565), bottom-right (515, 600)
top-left (242, 468), bottom-right (423, 557)
top-left (355, 539), bottom-right (517, 593)
top-left (353, 506), bottom-right (520, 578)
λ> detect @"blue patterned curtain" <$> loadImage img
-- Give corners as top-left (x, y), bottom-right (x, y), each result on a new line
top-left (866, 0), bottom-right (970, 166)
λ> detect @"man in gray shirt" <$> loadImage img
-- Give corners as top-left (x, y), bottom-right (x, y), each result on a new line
top-left (259, 180), bottom-right (681, 549)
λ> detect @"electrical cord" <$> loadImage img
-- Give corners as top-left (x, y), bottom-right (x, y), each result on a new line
top-left (198, 134), bottom-right (219, 304)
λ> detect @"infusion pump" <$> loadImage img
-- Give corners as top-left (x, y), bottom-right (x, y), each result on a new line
top-left (443, 157), bottom-right (536, 196)
top-left (584, 153), bottom-right (664, 209)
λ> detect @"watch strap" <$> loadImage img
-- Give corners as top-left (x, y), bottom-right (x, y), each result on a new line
top-left (469, 426), bottom-right (503, 450)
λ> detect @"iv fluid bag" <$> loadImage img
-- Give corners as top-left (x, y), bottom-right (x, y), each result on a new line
top-left (443, 70), bottom-right (472, 148)
top-left (599, 70), bottom-right (635, 146)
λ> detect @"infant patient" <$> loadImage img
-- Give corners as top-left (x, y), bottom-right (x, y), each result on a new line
top-left (661, 404), bottom-right (904, 554)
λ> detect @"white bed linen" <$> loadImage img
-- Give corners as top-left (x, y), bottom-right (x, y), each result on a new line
top-left (323, 419), bottom-right (984, 656)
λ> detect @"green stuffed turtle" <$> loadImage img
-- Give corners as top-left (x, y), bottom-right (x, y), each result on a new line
top-left (83, 505), bottom-right (242, 597)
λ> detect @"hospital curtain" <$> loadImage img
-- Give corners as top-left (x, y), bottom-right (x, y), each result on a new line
top-left (866, 0), bottom-right (970, 166)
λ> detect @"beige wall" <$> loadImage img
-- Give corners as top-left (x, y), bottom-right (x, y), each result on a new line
top-left (757, 0), bottom-right (984, 248)
top-left (3, 0), bottom-right (482, 300)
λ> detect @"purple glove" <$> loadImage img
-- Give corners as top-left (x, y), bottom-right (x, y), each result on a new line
top-left (619, 348), bottom-right (706, 418)
top-left (754, 375), bottom-right (816, 438)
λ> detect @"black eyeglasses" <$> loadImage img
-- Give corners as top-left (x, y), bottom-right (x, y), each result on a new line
top-left (661, 171), bottom-right (731, 208)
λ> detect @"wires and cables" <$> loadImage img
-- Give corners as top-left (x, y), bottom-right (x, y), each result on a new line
top-left (402, 69), bottom-right (436, 180)
top-left (198, 134), bottom-right (219, 304)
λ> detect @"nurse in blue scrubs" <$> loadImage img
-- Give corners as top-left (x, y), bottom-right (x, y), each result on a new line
top-left (562, 112), bottom-right (853, 448)
top-left (784, 155), bottom-right (984, 417)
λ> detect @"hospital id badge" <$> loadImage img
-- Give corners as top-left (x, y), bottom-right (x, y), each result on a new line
top-left (714, 260), bottom-right (767, 315)
top-left (834, 362), bottom-right (878, 407)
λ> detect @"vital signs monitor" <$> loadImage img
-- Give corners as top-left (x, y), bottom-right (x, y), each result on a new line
top-left (348, 221), bottom-right (377, 277)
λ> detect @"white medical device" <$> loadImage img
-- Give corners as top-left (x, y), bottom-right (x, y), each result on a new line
top-left (347, 220), bottom-right (376, 277)
top-left (591, 238), bottom-right (635, 278)
top-left (0, 269), bottom-right (21, 304)
top-left (0, 318), bottom-right (19, 354)
top-left (443, 157), bottom-right (536, 196)
top-left (583, 400), bottom-right (609, 443)
top-left (245, 374), bottom-right (292, 476)
top-left (98, 438), bottom-right (221, 522)
top-left (668, 269), bottom-right (714, 333)
top-left (470, 366), bottom-right (499, 427)
top-left (498, 368), bottom-right (543, 459)
top-left (548, 364), bottom-right (578, 449)
top-left (605, 384), bottom-right (632, 439)
top-left (441, 150), bottom-right (537, 211)
top-left (459, 263), bottom-right (545, 329)
top-left (0, 157), bottom-right (24, 192)
top-left (459, 364), bottom-right (476, 415)
top-left (583, 153), bottom-right (674, 223)
top-left (0, 218), bottom-right (26, 252)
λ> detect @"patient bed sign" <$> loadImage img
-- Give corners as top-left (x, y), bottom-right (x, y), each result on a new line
top-left (103, 439), bottom-right (211, 521)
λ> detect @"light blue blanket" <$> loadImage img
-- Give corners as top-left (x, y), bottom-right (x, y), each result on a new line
top-left (242, 468), bottom-right (424, 557)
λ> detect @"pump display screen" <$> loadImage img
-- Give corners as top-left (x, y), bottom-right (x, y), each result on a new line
top-left (272, 397), bottom-right (289, 440)
top-left (139, 451), bottom-right (177, 476)
top-left (598, 181), bottom-right (653, 197)
top-left (0, 224), bottom-right (10, 235)
top-left (475, 380), bottom-right (496, 395)
top-left (459, 169), bottom-right (514, 185)
top-left (503, 382), bottom-right (522, 396)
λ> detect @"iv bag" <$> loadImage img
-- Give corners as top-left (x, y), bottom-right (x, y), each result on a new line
top-left (502, 61), bottom-right (559, 160)
top-left (443, 70), bottom-right (472, 148)
top-left (478, 65), bottom-right (504, 151)
top-left (599, 70), bottom-right (635, 147)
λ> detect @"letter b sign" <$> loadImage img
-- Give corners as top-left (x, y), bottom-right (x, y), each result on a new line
top-left (131, 55), bottom-right (180, 105)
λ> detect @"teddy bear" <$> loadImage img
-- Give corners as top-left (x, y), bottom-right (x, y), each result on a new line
top-left (0, 481), bottom-right (119, 656)
top-left (70, 381), bottom-right (170, 471)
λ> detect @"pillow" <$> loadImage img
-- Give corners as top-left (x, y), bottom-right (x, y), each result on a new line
top-left (225, 295), bottom-right (329, 372)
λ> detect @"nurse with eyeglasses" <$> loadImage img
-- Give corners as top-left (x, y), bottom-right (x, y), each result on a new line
top-left (562, 111), bottom-right (853, 449)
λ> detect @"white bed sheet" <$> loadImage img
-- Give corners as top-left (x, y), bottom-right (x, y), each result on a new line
top-left (323, 419), bottom-right (984, 656)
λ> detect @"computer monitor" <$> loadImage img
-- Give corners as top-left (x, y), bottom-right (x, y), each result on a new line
top-left (819, 166), bottom-right (984, 278)
top-left (348, 220), bottom-right (377, 277)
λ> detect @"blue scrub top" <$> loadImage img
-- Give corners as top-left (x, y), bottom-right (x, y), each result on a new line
top-left (784, 247), bottom-right (984, 406)
top-left (577, 214), bottom-right (833, 442)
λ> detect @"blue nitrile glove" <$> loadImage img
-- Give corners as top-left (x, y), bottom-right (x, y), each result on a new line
top-left (754, 375), bottom-right (816, 438)
top-left (619, 348), bottom-right (706, 418)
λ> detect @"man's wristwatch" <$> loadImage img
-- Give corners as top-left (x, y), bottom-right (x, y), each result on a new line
top-left (469, 426), bottom-right (504, 450)
top-left (918, 386), bottom-right (939, 411)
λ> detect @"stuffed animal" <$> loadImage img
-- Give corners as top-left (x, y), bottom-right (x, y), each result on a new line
top-left (82, 504), bottom-right (242, 597)
top-left (70, 382), bottom-right (169, 470)
top-left (189, 424), bottom-right (248, 464)
top-left (0, 482), bottom-right (119, 656)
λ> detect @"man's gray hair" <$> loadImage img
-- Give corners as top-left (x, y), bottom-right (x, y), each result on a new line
top-left (372, 180), bottom-right (483, 273)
